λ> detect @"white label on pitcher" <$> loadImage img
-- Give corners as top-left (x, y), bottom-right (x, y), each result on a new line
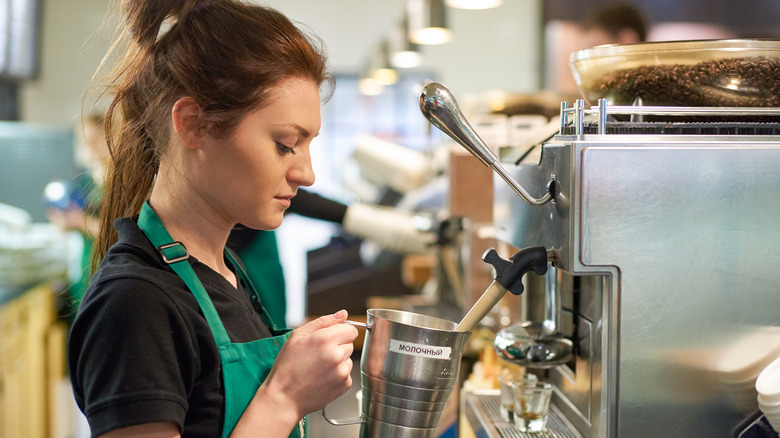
top-left (389, 339), bottom-right (451, 360)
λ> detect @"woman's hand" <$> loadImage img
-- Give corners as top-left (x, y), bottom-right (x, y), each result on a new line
top-left (267, 309), bottom-right (358, 415)
top-left (232, 310), bottom-right (358, 436)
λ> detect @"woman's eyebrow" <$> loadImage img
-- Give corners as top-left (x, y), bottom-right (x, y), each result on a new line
top-left (273, 123), bottom-right (317, 138)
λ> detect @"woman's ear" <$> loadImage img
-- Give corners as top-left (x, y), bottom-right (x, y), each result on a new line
top-left (172, 97), bottom-right (206, 150)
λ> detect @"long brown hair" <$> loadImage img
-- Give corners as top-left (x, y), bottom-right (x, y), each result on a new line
top-left (90, 0), bottom-right (333, 272)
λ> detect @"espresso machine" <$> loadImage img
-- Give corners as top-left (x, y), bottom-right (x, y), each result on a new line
top-left (420, 72), bottom-right (780, 437)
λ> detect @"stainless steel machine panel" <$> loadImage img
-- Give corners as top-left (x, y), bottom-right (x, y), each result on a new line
top-left (494, 133), bottom-right (780, 437)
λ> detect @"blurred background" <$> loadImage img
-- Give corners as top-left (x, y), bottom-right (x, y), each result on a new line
top-left (2, 1), bottom-right (780, 437)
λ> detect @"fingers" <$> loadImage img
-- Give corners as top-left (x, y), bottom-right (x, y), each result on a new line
top-left (334, 346), bottom-right (354, 382)
top-left (337, 357), bottom-right (354, 387)
top-left (339, 340), bottom-right (355, 362)
top-left (288, 310), bottom-right (357, 369)
top-left (344, 340), bottom-right (355, 358)
top-left (266, 317), bottom-right (356, 416)
top-left (327, 323), bottom-right (359, 345)
top-left (293, 310), bottom-right (358, 345)
top-left (295, 309), bottom-right (349, 335)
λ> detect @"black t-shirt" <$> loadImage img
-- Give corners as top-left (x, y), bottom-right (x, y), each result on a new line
top-left (68, 217), bottom-right (274, 437)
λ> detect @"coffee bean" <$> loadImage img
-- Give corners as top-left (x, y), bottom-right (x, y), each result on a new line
top-left (588, 57), bottom-right (780, 107)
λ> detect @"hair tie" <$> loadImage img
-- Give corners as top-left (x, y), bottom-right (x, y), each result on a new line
top-left (194, 0), bottom-right (211, 12)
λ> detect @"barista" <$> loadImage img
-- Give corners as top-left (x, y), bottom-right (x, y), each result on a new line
top-left (546, 2), bottom-right (648, 94)
top-left (45, 112), bottom-right (107, 316)
top-left (67, 1), bottom-right (358, 437)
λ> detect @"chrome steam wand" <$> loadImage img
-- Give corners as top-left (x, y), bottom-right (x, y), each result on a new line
top-left (419, 82), bottom-right (553, 206)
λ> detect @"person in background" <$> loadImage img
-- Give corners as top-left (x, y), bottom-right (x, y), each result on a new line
top-left (230, 188), bottom-right (436, 328)
top-left (45, 112), bottom-right (107, 317)
top-left (580, 2), bottom-right (647, 47)
top-left (544, 2), bottom-right (648, 94)
top-left (67, 1), bottom-right (358, 437)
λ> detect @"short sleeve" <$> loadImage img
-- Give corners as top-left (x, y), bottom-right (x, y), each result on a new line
top-left (68, 276), bottom-right (198, 436)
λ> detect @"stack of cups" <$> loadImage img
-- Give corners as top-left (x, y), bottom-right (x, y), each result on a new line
top-left (756, 356), bottom-right (780, 434)
top-left (713, 327), bottom-right (780, 414)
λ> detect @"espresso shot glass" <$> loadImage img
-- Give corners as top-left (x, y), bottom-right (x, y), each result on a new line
top-left (512, 380), bottom-right (553, 432)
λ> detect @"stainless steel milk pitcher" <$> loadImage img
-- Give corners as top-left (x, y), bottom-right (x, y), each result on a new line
top-left (322, 309), bottom-right (472, 438)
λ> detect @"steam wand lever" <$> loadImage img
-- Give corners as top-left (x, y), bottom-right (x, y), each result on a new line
top-left (455, 247), bottom-right (550, 332)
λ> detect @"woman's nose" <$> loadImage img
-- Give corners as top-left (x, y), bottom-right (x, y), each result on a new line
top-left (289, 149), bottom-right (315, 187)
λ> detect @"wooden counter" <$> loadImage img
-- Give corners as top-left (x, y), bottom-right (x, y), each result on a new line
top-left (0, 282), bottom-right (67, 438)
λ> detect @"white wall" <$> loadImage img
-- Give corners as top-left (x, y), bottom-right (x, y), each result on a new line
top-left (20, 0), bottom-right (117, 127)
top-left (20, 0), bottom-right (542, 127)
top-left (266, 0), bottom-right (543, 93)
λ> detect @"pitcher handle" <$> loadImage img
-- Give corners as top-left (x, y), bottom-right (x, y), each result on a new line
top-left (344, 319), bottom-right (368, 329)
top-left (321, 319), bottom-right (369, 426)
top-left (321, 406), bottom-right (364, 426)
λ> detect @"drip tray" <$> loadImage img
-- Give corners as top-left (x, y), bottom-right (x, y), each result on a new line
top-left (463, 390), bottom-right (581, 438)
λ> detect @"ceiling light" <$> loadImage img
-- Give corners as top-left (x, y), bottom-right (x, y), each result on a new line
top-left (445, 0), bottom-right (503, 9)
top-left (407, 0), bottom-right (452, 45)
top-left (390, 17), bottom-right (423, 68)
top-left (370, 41), bottom-right (398, 86)
top-left (392, 50), bottom-right (423, 69)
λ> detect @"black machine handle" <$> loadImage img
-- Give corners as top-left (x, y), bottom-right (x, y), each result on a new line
top-left (483, 246), bottom-right (549, 295)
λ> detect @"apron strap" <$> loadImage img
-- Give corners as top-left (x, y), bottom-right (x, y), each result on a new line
top-left (138, 201), bottom-right (233, 347)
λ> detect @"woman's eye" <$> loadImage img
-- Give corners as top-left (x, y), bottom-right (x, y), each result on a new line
top-left (276, 143), bottom-right (296, 155)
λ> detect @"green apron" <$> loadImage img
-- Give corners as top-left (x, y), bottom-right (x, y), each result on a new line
top-left (137, 201), bottom-right (306, 438)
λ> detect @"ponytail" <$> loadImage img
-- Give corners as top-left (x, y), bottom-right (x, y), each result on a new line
top-left (121, 0), bottom-right (191, 48)
top-left (89, 0), bottom-right (332, 272)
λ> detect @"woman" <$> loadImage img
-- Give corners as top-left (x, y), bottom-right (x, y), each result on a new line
top-left (67, 1), bottom-right (358, 437)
